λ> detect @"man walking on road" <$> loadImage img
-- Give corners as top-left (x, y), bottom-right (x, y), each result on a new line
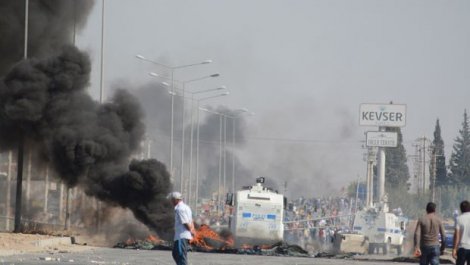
top-left (414, 202), bottom-right (446, 265)
top-left (168, 192), bottom-right (195, 265)
top-left (453, 200), bottom-right (470, 265)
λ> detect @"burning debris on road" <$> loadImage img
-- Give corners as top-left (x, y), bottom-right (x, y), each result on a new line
top-left (113, 224), bottom-right (310, 258)
top-left (114, 234), bottom-right (172, 251)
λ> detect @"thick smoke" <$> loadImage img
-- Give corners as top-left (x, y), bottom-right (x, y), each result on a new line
top-left (195, 106), bottom-right (279, 195)
top-left (0, 0), bottom-right (94, 76)
top-left (134, 86), bottom-right (264, 198)
top-left (0, 45), bottom-right (174, 238)
top-left (0, 0), bottom-right (175, 237)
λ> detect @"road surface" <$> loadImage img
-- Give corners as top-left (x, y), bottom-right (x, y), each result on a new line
top-left (0, 247), bottom-right (417, 265)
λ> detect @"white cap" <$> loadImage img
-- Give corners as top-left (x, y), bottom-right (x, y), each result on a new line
top-left (167, 191), bottom-right (183, 200)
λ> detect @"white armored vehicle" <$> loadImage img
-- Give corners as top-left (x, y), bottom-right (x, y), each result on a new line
top-left (352, 202), bottom-right (405, 255)
top-left (226, 177), bottom-right (285, 247)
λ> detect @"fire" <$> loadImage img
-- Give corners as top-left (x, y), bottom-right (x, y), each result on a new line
top-left (146, 235), bottom-right (161, 244)
top-left (190, 224), bottom-right (234, 251)
top-left (125, 237), bottom-right (136, 245)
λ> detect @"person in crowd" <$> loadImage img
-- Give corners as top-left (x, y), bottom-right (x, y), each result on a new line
top-left (414, 202), bottom-right (446, 265)
top-left (453, 200), bottom-right (470, 265)
top-left (168, 192), bottom-right (195, 265)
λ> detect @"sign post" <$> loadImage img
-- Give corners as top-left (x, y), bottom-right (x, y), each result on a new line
top-left (359, 103), bottom-right (406, 206)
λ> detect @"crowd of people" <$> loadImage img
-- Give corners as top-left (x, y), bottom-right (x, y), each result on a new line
top-left (282, 196), bottom-right (362, 250)
top-left (191, 194), bottom-right (364, 251)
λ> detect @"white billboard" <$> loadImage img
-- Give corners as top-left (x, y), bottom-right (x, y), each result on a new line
top-left (359, 103), bottom-right (406, 127)
top-left (366, 131), bottom-right (398, 147)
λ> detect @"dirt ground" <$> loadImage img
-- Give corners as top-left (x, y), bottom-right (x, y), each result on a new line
top-left (0, 232), bottom-right (94, 256)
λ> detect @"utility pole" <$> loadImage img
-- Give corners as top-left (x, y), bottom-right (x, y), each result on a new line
top-left (25, 150), bottom-right (32, 213)
top-left (218, 115), bottom-right (223, 215)
top-left (414, 136), bottom-right (431, 196)
top-left (14, 0), bottom-right (29, 234)
top-left (365, 147), bottom-right (377, 207)
top-left (430, 147), bottom-right (437, 202)
top-left (410, 142), bottom-right (421, 195)
top-left (422, 137), bottom-right (426, 193)
top-left (43, 165), bottom-right (49, 213)
top-left (6, 151), bottom-right (12, 231)
top-left (14, 136), bottom-right (24, 233)
top-left (377, 127), bottom-right (386, 203)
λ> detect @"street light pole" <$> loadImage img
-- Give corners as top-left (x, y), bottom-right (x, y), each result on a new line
top-left (198, 104), bottom-right (252, 216)
top-left (221, 109), bottom-right (252, 194)
top-left (226, 109), bottom-right (251, 193)
top-left (223, 115), bottom-right (227, 202)
top-left (187, 87), bottom-right (224, 207)
top-left (231, 118), bottom-right (236, 193)
top-left (218, 115), bottom-right (223, 214)
top-left (194, 92), bottom-right (229, 214)
top-left (136, 54), bottom-right (212, 185)
top-left (179, 74), bottom-right (219, 198)
top-left (14, 0), bottom-right (29, 233)
top-left (151, 72), bottom-right (219, 197)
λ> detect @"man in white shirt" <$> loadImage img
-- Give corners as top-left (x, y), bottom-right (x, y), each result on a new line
top-left (453, 200), bottom-right (470, 265)
top-left (168, 192), bottom-right (195, 265)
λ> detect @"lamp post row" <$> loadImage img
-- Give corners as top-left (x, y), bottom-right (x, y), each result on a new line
top-left (136, 54), bottom-right (213, 185)
top-left (136, 54), bottom-right (252, 215)
top-left (198, 107), bottom-right (252, 215)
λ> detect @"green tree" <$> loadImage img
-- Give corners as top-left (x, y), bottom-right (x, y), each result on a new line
top-left (385, 127), bottom-right (411, 190)
top-left (437, 186), bottom-right (470, 218)
top-left (432, 119), bottom-right (448, 187)
top-left (449, 110), bottom-right (470, 185)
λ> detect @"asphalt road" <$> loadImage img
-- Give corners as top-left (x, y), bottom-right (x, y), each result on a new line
top-left (0, 248), bottom-right (414, 265)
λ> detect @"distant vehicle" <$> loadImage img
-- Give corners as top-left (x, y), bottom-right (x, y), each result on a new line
top-left (226, 177), bottom-right (285, 247)
top-left (443, 224), bottom-right (455, 248)
top-left (352, 205), bottom-right (406, 255)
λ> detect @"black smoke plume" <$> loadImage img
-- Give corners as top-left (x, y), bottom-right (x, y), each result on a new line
top-left (0, 0), bottom-right (174, 238)
top-left (194, 106), bottom-right (276, 196)
top-left (0, 45), bottom-right (174, 238)
top-left (0, 0), bottom-right (94, 76)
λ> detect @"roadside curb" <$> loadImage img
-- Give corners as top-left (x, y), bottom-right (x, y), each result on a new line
top-left (32, 236), bottom-right (73, 248)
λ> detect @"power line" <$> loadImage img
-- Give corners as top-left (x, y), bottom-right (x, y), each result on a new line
top-left (148, 132), bottom-right (364, 146)
top-left (245, 136), bottom-right (363, 145)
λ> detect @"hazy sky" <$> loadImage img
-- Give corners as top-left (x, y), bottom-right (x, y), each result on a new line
top-left (75, 0), bottom-right (470, 197)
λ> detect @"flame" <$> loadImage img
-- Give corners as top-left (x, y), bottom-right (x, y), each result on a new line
top-left (146, 235), bottom-right (161, 244)
top-left (125, 237), bottom-right (136, 245)
top-left (190, 224), bottom-right (234, 251)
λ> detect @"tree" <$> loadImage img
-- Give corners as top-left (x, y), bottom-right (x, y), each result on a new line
top-left (431, 119), bottom-right (448, 187)
top-left (385, 127), bottom-right (411, 190)
top-left (346, 180), bottom-right (366, 201)
top-left (449, 110), bottom-right (470, 185)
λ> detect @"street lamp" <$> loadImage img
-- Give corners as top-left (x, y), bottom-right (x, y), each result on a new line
top-left (186, 87), bottom-right (226, 208)
top-left (148, 71), bottom-right (220, 194)
top-left (197, 107), bottom-right (224, 215)
top-left (178, 74), bottom-right (220, 196)
top-left (195, 93), bottom-right (229, 214)
top-left (228, 109), bottom-right (253, 193)
top-left (136, 54), bottom-right (213, 183)
top-left (197, 107), bottom-right (252, 214)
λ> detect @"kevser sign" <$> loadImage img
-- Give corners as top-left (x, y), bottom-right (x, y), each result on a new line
top-left (359, 104), bottom-right (406, 127)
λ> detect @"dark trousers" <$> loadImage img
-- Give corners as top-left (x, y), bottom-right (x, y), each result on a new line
top-left (172, 239), bottom-right (189, 265)
top-left (456, 248), bottom-right (470, 265)
top-left (420, 245), bottom-right (440, 265)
